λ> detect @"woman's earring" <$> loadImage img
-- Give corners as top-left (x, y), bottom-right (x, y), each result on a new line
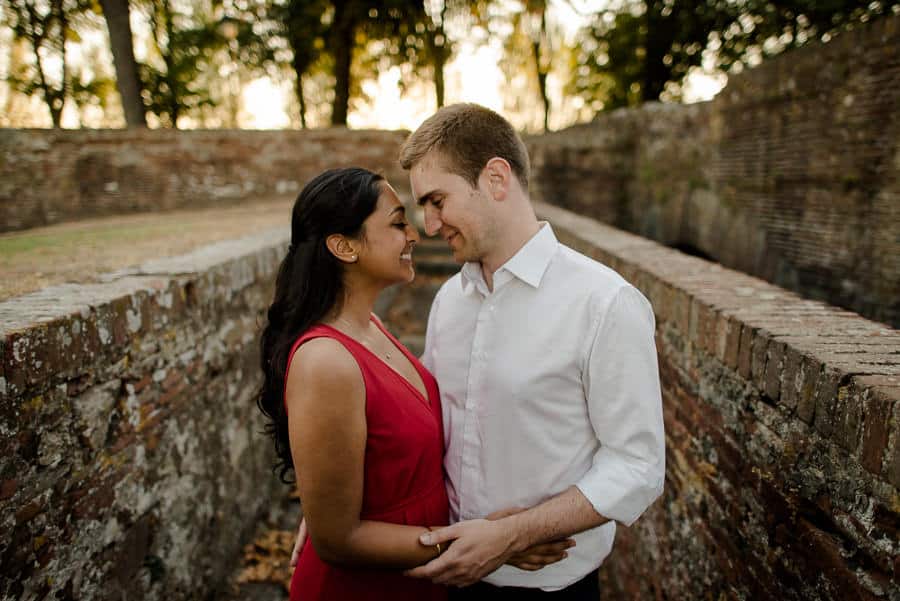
top-left (351, 255), bottom-right (358, 262)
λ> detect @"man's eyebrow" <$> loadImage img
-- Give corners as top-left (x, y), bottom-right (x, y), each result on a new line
top-left (416, 190), bottom-right (439, 206)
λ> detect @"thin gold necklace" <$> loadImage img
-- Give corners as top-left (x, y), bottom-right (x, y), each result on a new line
top-left (332, 316), bottom-right (393, 361)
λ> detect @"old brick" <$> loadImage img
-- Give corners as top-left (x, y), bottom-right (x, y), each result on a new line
top-left (738, 325), bottom-right (755, 379)
top-left (797, 356), bottom-right (822, 424)
top-left (699, 303), bottom-right (718, 355)
top-left (15, 499), bottom-right (43, 524)
top-left (886, 400), bottom-right (900, 489)
top-left (750, 329), bottom-right (770, 392)
top-left (688, 298), bottom-right (702, 349)
top-left (764, 340), bottom-right (786, 403)
top-left (832, 382), bottom-right (863, 454)
top-left (813, 367), bottom-right (843, 439)
top-left (779, 345), bottom-right (805, 411)
top-left (850, 378), bottom-right (895, 476)
top-left (0, 478), bottom-right (17, 500)
top-left (673, 287), bottom-right (691, 336)
top-left (722, 315), bottom-right (742, 369)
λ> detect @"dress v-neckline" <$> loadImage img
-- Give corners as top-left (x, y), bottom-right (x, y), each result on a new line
top-left (320, 319), bottom-right (432, 408)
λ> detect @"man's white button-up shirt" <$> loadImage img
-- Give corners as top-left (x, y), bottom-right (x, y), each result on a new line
top-left (422, 223), bottom-right (665, 590)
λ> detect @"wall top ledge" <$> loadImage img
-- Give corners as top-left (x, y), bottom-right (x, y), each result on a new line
top-left (0, 226), bottom-right (289, 336)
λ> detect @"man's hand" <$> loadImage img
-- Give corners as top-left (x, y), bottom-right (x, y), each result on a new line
top-left (486, 507), bottom-right (575, 571)
top-left (404, 518), bottom-right (518, 587)
top-left (290, 516), bottom-right (307, 567)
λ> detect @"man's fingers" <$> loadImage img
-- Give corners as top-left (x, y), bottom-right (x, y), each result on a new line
top-left (530, 539), bottom-right (575, 556)
top-left (404, 554), bottom-right (449, 579)
top-left (419, 524), bottom-right (460, 546)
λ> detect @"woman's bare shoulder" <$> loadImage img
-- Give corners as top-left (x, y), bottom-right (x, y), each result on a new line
top-left (286, 336), bottom-right (363, 404)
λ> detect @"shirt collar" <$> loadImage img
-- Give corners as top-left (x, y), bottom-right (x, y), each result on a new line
top-left (459, 222), bottom-right (557, 295)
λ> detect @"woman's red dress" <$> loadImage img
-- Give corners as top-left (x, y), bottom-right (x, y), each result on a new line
top-left (285, 318), bottom-right (449, 601)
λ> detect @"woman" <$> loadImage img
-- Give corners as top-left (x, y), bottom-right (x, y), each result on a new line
top-left (257, 168), bottom-right (568, 600)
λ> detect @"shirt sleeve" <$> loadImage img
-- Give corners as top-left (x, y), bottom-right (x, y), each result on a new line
top-left (574, 284), bottom-right (666, 526)
top-left (421, 284), bottom-right (443, 371)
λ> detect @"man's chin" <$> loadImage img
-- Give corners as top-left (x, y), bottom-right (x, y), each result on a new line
top-left (451, 248), bottom-right (473, 264)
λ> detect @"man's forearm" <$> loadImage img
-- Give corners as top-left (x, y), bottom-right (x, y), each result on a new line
top-left (505, 486), bottom-right (609, 553)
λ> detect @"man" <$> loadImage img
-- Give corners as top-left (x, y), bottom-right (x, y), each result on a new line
top-left (292, 103), bottom-right (665, 598)
top-left (398, 103), bottom-right (665, 598)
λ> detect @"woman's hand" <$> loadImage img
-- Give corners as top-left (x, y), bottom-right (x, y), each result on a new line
top-left (485, 506), bottom-right (576, 571)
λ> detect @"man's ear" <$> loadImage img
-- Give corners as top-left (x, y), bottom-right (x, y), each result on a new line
top-left (482, 157), bottom-right (512, 200)
top-left (326, 234), bottom-right (360, 264)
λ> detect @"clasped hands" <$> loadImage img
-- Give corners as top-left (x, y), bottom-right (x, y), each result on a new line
top-left (290, 507), bottom-right (574, 588)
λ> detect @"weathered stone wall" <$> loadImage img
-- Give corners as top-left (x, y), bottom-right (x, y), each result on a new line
top-left (0, 229), bottom-right (290, 599)
top-left (529, 14), bottom-right (900, 328)
top-left (0, 128), bottom-right (408, 233)
top-left (537, 201), bottom-right (899, 601)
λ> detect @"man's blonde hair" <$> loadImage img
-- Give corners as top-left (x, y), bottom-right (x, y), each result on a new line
top-left (399, 103), bottom-right (530, 190)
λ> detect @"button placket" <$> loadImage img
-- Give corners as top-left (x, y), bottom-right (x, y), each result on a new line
top-left (460, 295), bottom-right (491, 519)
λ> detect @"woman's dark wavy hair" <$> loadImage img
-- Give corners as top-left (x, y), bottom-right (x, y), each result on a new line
top-left (258, 167), bottom-right (383, 483)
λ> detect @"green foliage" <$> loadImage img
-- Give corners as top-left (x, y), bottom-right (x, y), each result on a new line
top-left (2, 0), bottom-right (94, 126)
top-left (136, 0), bottom-right (225, 127)
top-left (571, 0), bottom-right (900, 111)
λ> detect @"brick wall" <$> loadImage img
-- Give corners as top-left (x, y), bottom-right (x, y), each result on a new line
top-left (0, 229), bottom-right (290, 599)
top-left (529, 14), bottom-right (900, 328)
top-left (0, 128), bottom-right (408, 233)
top-left (538, 201), bottom-right (899, 601)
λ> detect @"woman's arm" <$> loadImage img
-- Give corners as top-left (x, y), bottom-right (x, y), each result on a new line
top-left (286, 337), bottom-right (440, 569)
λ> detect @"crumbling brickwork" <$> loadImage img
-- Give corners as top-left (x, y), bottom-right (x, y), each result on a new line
top-left (0, 231), bottom-right (290, 599)
top-left (529, 15), bottom-right (900, 328)
top-left (0, 128), bottom-right (408, 233)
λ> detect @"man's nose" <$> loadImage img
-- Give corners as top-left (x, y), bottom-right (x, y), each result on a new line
top-left (423, 205), bottom-right (442, 236)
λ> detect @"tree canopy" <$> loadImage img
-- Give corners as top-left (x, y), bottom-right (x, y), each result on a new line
top-left (2, 0), bottom-right (897, 128)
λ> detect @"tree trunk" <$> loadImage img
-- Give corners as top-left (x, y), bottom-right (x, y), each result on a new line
top-left (428, 1), bottom-right (448, 109)
top-left (330, 27), bottom-right (353, 126)
top-left (329, 2), bottom-right (355, 126)
top-left (99, 0), bottom-right (146, 127)
top-left (435, 57), bottom-right (445, 108)
top-left (291, 52), bottom-right (308, 128)
top-left (641, 4), bottom-right (670, 102)
top-left (531, 8), bottom-right (550, 132)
